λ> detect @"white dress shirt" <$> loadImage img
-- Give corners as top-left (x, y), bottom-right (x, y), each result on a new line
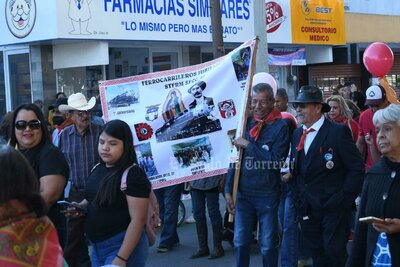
top-left (303, 115), bottom-right (325, 155)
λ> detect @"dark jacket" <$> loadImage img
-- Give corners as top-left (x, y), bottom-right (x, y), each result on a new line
top-left (225, 117), bottom-right (289, 196)
top-left (291, 119), bottom-right (364, 214)
top-left (346, 157), bottom-right (400, 267)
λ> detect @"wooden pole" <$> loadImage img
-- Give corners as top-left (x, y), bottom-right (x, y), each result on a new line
top-left (210, 0), bottom-right (225, 59)
top-left (229, 37), bottom-right (259, 222)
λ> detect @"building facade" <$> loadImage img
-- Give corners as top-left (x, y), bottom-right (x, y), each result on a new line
top-left (2, 0), bottom-right (397, 121)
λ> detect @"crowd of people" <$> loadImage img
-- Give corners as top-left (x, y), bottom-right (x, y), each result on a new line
top-left (0, 75), bottom-right (400, 267)
top-left (173, 145), bottom-right (212, 167)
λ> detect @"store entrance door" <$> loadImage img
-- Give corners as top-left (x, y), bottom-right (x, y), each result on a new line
top-left (0, 53), bottom-right (6, 119)
top-left (4, 49), bottom-right (31, 111)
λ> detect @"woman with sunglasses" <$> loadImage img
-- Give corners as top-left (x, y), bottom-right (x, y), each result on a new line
top-left (9, 103), bottom-right (69, 248)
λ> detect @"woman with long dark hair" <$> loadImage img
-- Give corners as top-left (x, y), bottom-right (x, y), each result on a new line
top-left (0, 145), bottom-right (64, 266)
top-left (8, 103), bottom-right (69, 247)
top-left (76, 119), bottom-right (151, 267)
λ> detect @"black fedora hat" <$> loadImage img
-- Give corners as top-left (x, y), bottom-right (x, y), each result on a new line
top-left (292, 85), bottom-right (330, 113)
top-left (48, 97), bottom-right (68, 111)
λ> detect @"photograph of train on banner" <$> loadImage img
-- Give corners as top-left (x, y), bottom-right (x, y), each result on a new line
top-left (156, 81), bottom-right (222, 142)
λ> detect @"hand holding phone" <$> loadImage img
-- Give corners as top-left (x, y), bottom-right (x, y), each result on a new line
top-left (359, 216), bottom-right (385, 224)
top-left (57, 200), bottom-right (86, 212)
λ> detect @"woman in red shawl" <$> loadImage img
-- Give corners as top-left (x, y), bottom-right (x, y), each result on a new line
top-left (326, 95), bottom-right (360, 143)
top-left (0, 145), bottom-right (64, 267)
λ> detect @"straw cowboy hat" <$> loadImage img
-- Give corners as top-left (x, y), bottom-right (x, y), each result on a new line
top-left (59, 93), bottom-right (96, 112)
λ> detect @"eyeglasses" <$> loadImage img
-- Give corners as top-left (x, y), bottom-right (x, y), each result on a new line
top-left (292, 103), bottom-right (307, 109)
top-left (15, 120), bottom-right (41, 131)
top-left (73, 110), bottom-right (91, 117)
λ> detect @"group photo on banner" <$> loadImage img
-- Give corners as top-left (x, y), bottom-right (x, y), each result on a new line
top-left (100, 38), bottom-right (257, 189)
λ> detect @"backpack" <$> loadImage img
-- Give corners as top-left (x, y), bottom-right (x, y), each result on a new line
top-left (120, 164), bottom-right (160, 247)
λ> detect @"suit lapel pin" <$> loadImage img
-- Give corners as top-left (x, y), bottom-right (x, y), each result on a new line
top-left (324, 153), bottom-right (333, 161)
top-left (326, 160), bottom-right (334, 169)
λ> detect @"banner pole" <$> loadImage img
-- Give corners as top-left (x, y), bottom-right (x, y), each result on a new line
top-left (229, 37), bottom-right (259, 222)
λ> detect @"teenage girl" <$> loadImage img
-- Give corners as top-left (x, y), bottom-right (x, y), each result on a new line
top-left (75, 119), bottom-right (151, 267)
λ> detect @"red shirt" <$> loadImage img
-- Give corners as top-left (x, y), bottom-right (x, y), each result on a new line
top-left (334, 116), bottom-right (360, 143)
top-left (358, 108), bottom-right (381, 170)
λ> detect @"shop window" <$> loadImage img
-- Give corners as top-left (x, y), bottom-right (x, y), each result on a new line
top-left (8, 53), bottom-right (31, 109)
top-left (151, 52), bottom-right (178, 72)
top-left (371, 75), bottom-right (400, 98)
top-left (108, 48), bottom-right (149, 79)
top-left (0, 54), bottom-right (5, 119)
top-left (56, 66), bottom-right (104, 119)
top-left (312, 77), bottom-right (361, 98)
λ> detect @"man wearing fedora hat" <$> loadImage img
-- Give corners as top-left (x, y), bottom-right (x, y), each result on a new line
top-left (58, 93), bottom-right (103, 267)
top-left (288, 85), bottom-right (364, 267)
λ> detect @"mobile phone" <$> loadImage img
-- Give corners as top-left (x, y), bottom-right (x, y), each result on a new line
top-left (57, 200), bottom-right (85, 211)
top-left (359, 216), bottom-right (385, 224)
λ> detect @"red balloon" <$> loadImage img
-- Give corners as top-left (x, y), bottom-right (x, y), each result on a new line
top-left (363, 42), bottom-right (394, 77)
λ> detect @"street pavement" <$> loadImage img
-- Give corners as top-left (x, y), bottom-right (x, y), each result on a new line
top-left (147, 195), bottom-right (263, 267)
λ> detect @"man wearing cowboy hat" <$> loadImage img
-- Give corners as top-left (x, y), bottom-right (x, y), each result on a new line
top-left (58, 93), bottom-right (103, 267)
top-left (288, 86), bottom-right (364, 267)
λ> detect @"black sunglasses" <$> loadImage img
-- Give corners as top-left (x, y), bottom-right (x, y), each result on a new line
top-left (292, 103), bottom-right (307, 109)
top-left (15, 120), bottom-right (41, 131)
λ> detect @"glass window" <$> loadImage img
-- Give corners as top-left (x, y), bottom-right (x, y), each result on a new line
top-left (152, 52), bottom-right (178, 72)
top-left (8, 53), bottom-right (31, 109)
top-left (0, 53), bottom-right (5, 119)
top-left (108, 48), bottom-right (150, 79)
top-left (312, 76), bottom-right (361, 98)
top-left (56, 65), bottom-right (104, 119)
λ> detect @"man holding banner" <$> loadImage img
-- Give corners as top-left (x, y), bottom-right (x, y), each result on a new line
top-left (225, 83), bottom-right (289, 267)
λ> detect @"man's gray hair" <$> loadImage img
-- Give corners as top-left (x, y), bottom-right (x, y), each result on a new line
top-left (373, 104), bottom-right (400, 127)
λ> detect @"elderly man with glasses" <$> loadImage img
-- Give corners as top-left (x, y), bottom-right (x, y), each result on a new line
top-left (288, 85), bottom-right (364, 267)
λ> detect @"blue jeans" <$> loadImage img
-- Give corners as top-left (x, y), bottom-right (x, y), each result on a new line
top-left (154, 184), bottom-right (183, 248)
top-left (191, 188), bottom-right (222, 225)
top-left (234, 191), bottom-right (280, 267)
top-left (91, 230), bottom-right (148, 267)
top-left (278, 183), bottom-right (299, 267)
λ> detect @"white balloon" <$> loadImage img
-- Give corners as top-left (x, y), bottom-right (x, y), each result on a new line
top-left (252, 72), bottom-right (278, 96)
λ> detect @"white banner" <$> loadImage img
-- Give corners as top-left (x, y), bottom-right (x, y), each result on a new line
top-left (100, 38), bottom-right (257, 189)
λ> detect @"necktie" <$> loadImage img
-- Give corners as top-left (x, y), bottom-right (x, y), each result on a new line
top-left (77, 0), bottom-right (81, 9)
top-left (296, 128), bottom-right (315, 152)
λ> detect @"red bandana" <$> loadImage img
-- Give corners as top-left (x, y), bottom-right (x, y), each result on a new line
top-left (249, 108), bottom-right (282, 141)
top-left (333, 116), bottom-right (347, 124)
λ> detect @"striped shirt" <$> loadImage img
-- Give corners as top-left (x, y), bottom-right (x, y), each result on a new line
top-left (58, 123), bottom-right (102, 190)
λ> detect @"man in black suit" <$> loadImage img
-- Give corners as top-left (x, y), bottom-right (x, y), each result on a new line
top-left (289, 85), bottom-right (364, 267)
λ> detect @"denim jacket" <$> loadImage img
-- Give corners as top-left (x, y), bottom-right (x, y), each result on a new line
top-left (225, 117), bottom-right (289, 196)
